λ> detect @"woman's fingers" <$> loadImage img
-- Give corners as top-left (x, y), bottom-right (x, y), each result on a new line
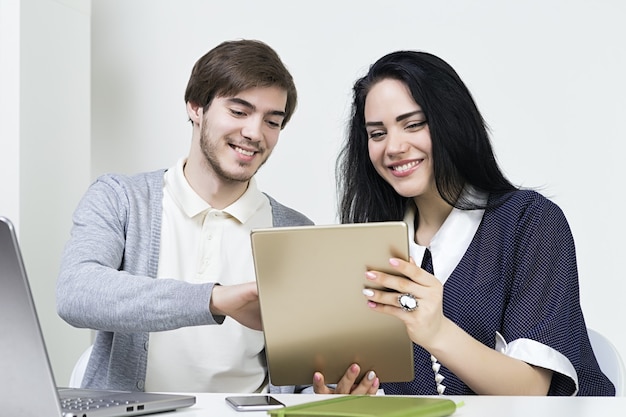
top-left (365, 258), bottom-right (436, 294)
top-left (312, 372), bottom-right (333, 394)
top-left (312, 365), bottom-right (380, 395)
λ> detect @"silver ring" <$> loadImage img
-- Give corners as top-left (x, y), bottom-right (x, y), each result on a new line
top-left (398, 293), bottom-right (418, 312)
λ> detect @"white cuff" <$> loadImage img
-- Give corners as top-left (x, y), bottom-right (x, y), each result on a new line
top-left (495, 331), bottom-right (578, 396)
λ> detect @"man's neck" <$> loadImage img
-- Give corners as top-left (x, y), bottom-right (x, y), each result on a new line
top-left (183, 157), bottom-right (249, 210)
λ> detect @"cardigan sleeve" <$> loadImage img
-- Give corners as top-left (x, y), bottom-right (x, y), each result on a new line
top-left (56, 172), bottom-right (219, 333)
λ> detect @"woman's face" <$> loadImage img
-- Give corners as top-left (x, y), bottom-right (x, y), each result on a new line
top-left (365, 78), bottom-right (437, 200)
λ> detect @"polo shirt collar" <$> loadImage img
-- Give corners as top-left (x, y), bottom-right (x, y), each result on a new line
top-left (166, 158), bottom-right (266, 224)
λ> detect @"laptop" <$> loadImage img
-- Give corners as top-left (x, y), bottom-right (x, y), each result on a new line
top-left (250, 222), bottom-right (415, 386)
top-left (0, 216), bottom-right (195, 417)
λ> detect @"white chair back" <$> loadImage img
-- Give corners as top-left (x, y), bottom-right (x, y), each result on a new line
top-left (588, 328), bottom-right (625, 396)
top-left (68, 345), bottom-right (93, 388)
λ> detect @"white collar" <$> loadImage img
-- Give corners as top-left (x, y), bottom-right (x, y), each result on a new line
top-left (165, 157), bottom-right (265, 223)
top-left (403, 191), bottom-right (487, 284)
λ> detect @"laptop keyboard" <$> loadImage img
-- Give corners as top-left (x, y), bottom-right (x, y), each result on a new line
top-left (61, 396), bottom-right (139, 413)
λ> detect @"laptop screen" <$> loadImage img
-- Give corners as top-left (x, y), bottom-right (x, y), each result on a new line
top-left (0, 216), bottom-right (64, 417)
top-left (0, 217), bottom-right (196, 417)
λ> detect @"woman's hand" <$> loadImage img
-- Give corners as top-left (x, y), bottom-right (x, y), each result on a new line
top-left (362, 257), bottom-right (445, 349)
top-left (312, 363), bottom-right (380, 395)
top-left (363, 258), bottom-right (554, 395)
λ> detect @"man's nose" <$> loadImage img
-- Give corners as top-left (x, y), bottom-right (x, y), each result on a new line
top-left (241, 116), bottom-right (263, 141)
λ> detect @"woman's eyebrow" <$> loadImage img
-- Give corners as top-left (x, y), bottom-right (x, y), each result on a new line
top-left (365, 110), bottom-right (424, 127)
top-left (396, 110), bottom-right (424, 122)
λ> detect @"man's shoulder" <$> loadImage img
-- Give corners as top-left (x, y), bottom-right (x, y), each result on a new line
top-left (263, 193), bottom-right (314, 227)
top-left (94, 169), bottom-right (166, 191)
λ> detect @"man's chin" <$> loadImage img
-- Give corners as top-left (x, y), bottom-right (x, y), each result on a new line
top-left (221, 168), bottom-right (258, 183)
top-left (210, 156), bottom-right (267, 183)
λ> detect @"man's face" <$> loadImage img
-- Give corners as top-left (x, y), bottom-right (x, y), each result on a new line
top-left (199, 86), bottom-right (288, 183)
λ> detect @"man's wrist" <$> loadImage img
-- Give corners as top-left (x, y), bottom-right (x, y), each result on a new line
top-left (209, 283), bottom-right (226, 323)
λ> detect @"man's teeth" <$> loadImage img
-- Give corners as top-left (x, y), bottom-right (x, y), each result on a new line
top-left (392, 161), bottom-right (418, 172)
top-left (235, 146), bottom-right (254, 156)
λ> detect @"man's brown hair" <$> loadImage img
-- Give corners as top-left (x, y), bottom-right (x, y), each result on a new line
top-left (184, 39), bottom-right (297, 128)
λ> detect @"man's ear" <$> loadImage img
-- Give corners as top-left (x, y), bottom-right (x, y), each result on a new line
top-left (186, 101), bottom-right (203, 125)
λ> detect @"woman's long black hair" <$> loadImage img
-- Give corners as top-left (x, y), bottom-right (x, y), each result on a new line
top-left (336, 51), bottom-right (517, 223)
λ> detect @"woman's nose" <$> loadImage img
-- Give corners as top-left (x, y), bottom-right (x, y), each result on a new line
top-left (385, 130), bottom-right (409, 155)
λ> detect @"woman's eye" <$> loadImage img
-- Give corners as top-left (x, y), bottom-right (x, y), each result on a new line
top-left (368, 131), bottom-right (385, 141)
top-left (406, 120), bottom-right (427, 130)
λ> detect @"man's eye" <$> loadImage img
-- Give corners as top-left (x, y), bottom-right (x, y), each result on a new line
top-left (267, 120), bottom-right (281, 129)
top-left (230, 109), bottom-right (246, 117)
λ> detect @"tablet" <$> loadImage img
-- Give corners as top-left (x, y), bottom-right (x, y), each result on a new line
top-left (250, 221), bottom-right (414, 386)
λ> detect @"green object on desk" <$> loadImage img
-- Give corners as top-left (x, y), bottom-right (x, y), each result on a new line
top-left (267, 395), bottom-right (457, 417)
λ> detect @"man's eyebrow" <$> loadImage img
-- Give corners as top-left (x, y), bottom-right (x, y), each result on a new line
top-left (227, 97), bottom-right (286, 118)
top-left (270, 110), bottom-right (286, 118)
top-left (365, 110), bottom-right (425, 127)
top-left (227, 97), bottom-right (255, 110)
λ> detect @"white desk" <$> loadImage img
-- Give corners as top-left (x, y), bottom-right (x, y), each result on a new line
top-left (168, 393), bottom-right (623, 416)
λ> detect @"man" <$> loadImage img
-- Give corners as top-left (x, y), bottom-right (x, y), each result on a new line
top-left (57, 39), bottom-right (312, 393)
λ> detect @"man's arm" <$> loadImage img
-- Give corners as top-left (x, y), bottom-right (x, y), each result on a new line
top-left (56, 174), bottom-right (219, 332)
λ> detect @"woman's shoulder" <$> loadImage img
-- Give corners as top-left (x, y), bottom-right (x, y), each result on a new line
top-left (492, 188), bottom-right (558, 209)
top-left (488, 189), bottom-right (566, 223)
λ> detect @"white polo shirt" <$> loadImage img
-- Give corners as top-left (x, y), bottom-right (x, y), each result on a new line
top-left (144, 158), bottom-right (272, 393)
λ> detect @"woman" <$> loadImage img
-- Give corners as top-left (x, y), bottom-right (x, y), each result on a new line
top-left (313, 51), bottom-right (614, 396)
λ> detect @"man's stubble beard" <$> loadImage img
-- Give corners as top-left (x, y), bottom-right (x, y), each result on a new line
top-left (199, 124), bottom-right (271, 184)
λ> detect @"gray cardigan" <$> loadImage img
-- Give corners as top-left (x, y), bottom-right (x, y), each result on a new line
top-left (56, 169), bottom-right (313, 392)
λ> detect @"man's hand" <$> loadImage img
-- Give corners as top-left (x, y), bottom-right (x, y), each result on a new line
top-left (209, 282), bottom-right (262, 330)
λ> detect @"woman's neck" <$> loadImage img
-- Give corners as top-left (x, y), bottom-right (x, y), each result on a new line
top-left (413, 195), bottom-right (454, 246)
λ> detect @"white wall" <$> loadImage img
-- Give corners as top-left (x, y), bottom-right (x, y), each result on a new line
top-left (28, 0), bottom-right (624, 378)
top-left (21, 0), bottom-right (92, 385)
top-left (90, 0), bottom-right (626, 360)
top-left (0, 0), bottom-right (20, 227)
top-left (2, 0), bottom-right (622, 391)
top-left (0, 0), bottom-right (91, 385)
